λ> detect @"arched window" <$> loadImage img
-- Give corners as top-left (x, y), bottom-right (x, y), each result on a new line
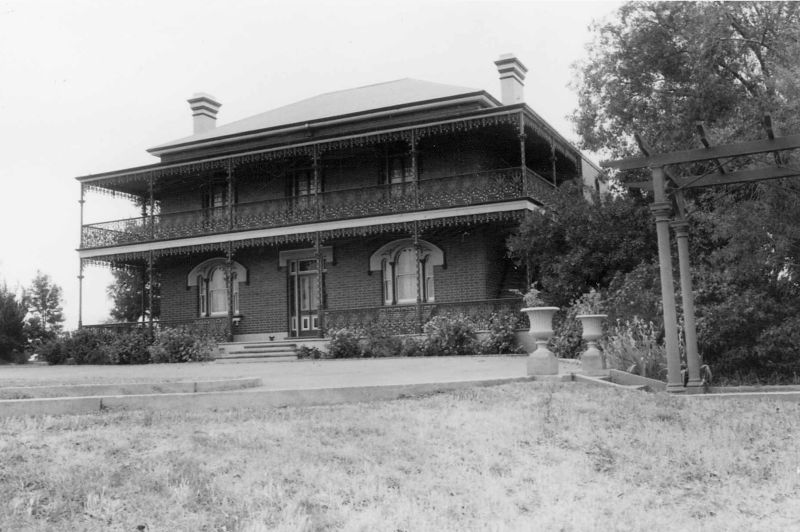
top-left (371, 239), bottom-right (443, 306)
top-left (187, 259), bottom-right (246, 317)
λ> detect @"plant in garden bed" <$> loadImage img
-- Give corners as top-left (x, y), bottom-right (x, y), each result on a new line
top-left (600, 317), bottom-right (667, 380)
top-left (479, 311), bottom-right (525, 355)
top-left (327, 327), bottom-right (363, 358)
top-left (422, 315), bottom-right (479, 357)
top-left (296, 345), bottom-right (326, 360)
top-left (148, 327), bottom-right (216, 363)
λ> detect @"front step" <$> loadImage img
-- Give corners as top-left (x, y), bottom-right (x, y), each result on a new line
top-left (215, 341), bottom-right (298, 363)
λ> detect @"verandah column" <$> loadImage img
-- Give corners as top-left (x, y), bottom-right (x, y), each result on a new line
top-left (77, 260), bottom-right (84, 329)
top-left (413, 221), bottom-right (423, 333)
top-left (147, 251), bottom-right (154, 331)
top-left (78, 184), bottom-right (85, 329)
top-left (315, 232), bottom-right (326, 337)
top-left (650, 166), bottom-right (683, 392)
top-left (519, 112), bottom-right (528, 197)
top-left (226, 242), bottom-right (234, 342)
top-left (671, 220), bottom-right (702, 388)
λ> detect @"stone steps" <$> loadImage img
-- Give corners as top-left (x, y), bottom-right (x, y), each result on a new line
top-left (215, 341), bottom-right (298, 363)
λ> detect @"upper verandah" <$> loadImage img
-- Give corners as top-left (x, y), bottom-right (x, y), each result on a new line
top-left (75, 54), bottom-right (586, 186)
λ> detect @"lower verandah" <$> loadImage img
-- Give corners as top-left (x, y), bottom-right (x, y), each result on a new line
top-left (152, 226), bottom-right (524, 340)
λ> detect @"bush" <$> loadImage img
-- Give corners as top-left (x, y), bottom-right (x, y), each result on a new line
top-left (297, 345), bottom-right (326, 359)
top-left (326, 328), bottom-right (363, 359)
top-left (423, 315), bottom-right (478, 357)
top-left (108, 329), bottom-right (153, 364)
top-left (479, 311), bottom-right (524, 354)
top-left (398, 336), bottom-right (425, 357)
top-left (64, 328), bottom-right (117, 365)
top-left (600, 317), bottom-right (668, 380)
top-left (361, 325), bottom-right (403, 358)
top-left (148, 327), bottom-right (216, 363)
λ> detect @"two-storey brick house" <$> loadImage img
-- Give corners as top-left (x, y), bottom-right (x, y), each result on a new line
top-left (77, 55), bottom-right (599, 344)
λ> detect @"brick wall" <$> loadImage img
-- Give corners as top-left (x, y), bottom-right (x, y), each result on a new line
top-left (156, 223), bottom-right (516, 336)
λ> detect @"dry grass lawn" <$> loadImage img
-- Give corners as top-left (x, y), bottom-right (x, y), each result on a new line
top-left (1, 382), bottom-right (799, 531)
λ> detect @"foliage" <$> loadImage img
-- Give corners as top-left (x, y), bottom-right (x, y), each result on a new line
top-left (479, 311), bottom-right (524, 355)
top-left (569, 2), bottom-right (800, 384)
top-left (326, 328), bottom-right (363, 359)
top-left (25, 271), bottom-right (64, 344)
top-left (108, 329), bottom-right (153, 365)
top-left (397, 336), bottom-right (425, 357)
top-left (107, 268), bottom-right (161, 323)
top-left (422, 315), bottom-right (479, 357)
top-left (296, 345), bottom-right (326, 360)
top-left (507, 181), bottom-right (656, 309)
top-left (56, 328), bottom-right (117, 365)
top-left (600, 318), bottom-right (668, 380)
top-left (360, 325), bottom-right (403, 358)
top-left (148, 328), bottom-right (216, 363)
top-left (513, 285), bottom-right (546, 307)
top-left (0, 283), bottom-right (27, 362)
top-left (573, 2), bottom-right (800, 156)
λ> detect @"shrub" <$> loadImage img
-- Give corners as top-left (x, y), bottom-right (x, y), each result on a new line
top-left (327, 328), bottom-right (363, 359)
top-left (148, 327), bottom-right (215, 363)
top-left (39, 338), bottom-right (68, 365)
top-left (398, 336), bottom-right (425, 357)
top-left (600, 317), bottom-right (667, 380)
top-left (108, 329), bottom-right (153, 364)
top-left (296, 345), bottom-right (326, 359)
top-left (64, 328), bottom-right (117, 365)
top-left (479, 311), bottom-right (524, 354)
top-left (361, 325), bottom-right (403, 358)
top-left (423, 315), bottom-right (478, 357)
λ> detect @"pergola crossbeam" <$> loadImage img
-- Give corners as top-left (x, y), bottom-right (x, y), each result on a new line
top-left (603, 132), bottom-right (800, 170)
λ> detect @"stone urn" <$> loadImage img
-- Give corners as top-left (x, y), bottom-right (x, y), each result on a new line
top-left (522, 307), bottom-right (560, 375)
top-left (576, 314), bottom-right (607, 376)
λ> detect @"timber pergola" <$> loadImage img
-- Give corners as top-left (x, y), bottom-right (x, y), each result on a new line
top-left (602, 115), bottom-right (800, 393)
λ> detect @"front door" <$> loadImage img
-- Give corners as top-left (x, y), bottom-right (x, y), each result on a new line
top-left (288, 258), bottom-right (319, 337)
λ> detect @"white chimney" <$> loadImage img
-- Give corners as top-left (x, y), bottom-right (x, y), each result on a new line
top-left (494, 54), bottom-right (527, 105)
top-left (187, 93), bottom-right (222, 134)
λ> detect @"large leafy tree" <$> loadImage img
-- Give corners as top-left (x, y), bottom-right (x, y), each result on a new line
top-left (571, 1), bottom-right (800, 381)
top-left (508, 181), bottom-right (657, 309)
top-left (0, 283), bottom-right (27, 362)
top-left (26, 271), bottom-right (64, 343)
top-left (574, 1), bottom-right (800, 157)
top-left (107, 268), bottom-right (160, 323)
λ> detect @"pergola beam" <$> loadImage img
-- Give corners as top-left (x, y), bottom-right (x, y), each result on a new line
top-left (602, 133), bottom-right (800, 170)
top-left (624, 165), bottom-right (800, 191)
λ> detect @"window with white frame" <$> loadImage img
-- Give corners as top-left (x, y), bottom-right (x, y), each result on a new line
top-left (188, 259), bottom-right (246, 318)
top-left (371, 239), bottom-right (443, 306)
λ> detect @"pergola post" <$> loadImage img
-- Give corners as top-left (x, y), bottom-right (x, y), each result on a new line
top-left (671, 220), bottom-right (703, 389)
top-left (650, 166), bottom-right (683, 392)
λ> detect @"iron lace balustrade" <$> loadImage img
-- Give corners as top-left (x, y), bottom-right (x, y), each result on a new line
top-left (81, 168), bottom-right (554, 249)
top-left (324, 298), bottom-right (524, 335)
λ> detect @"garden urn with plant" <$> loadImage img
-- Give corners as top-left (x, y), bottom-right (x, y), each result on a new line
top-left (519, 286), bottom-right (559, 375)
top-left (575, 289), bottom-right (607, 376)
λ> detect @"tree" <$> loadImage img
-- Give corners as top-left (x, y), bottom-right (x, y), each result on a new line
top-left (574, 2), bottom-right (800, 158)
top-left (107, 268), bottom-right (160, 323)
top-left (507, 181), bottom-right (657, 308)
top-left (26, 271), bottom-right (64, 343)
top-left (0, 283), bottom-right (27, 362)
top-left (571, 2), bottom-right (800, 381)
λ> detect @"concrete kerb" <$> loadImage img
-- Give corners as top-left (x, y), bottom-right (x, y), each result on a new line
top-left (0, 378), bottom-right (261, 400)
top-left (1, 376), bottom-right (538, 418)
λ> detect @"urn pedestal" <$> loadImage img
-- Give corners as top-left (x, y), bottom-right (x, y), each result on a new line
top-left (576, 314), bottom-right (607, 376)
top-left (522, 307), bottom-right (560, 375)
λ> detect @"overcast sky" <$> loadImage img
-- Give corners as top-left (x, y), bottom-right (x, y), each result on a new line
top-left (0, 0), bottom-right (621, 328)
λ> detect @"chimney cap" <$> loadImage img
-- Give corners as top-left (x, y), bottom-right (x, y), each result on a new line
top-left (187, 93), bottom-right (222, 117)
top-left (494, 53), bottom-right (528, 80)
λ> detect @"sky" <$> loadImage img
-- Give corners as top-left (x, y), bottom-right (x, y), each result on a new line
top-left (0, 0), bottom-right (621, 329)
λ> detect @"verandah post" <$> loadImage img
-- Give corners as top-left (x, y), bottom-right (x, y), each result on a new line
top-left (226, 243), bottom-right (234, 342)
